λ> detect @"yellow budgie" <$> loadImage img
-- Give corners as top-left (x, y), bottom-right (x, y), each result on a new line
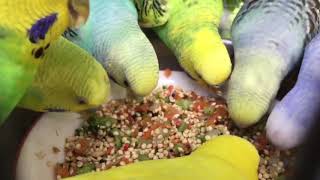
top-left (64, 135), bottom-right (259, 180)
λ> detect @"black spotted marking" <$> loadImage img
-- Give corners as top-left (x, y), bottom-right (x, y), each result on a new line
top-left (44, 43), bottom-right (50, 50)
top-left (34, 48), bottom-right (44, 59)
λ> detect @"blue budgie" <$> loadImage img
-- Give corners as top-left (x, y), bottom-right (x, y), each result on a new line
top-left (227, 0), bottom-right (320, 128)
top-left (64, 0), bottom-right (159, 96)
top-left (267, 33), bottom-right (320, 149)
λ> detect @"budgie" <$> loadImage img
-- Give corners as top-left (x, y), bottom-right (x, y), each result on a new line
top-left (227, 0), bottom-right (320, 127)
top-left (135, 0), bottom-right (232, 86)
top-left (266, 33), bottom-right (320, 149)
top-left (64, 0), bottom-right (159, 97)
top-left (64, 135), bottom-right (259, 180)
top-left (19, 37), bottom-right (110, 113)
top-left (0, 0), bottom-right (89, 123)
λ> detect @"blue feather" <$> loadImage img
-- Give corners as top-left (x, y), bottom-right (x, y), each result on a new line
top-left (267, 33), bottom-right (320, 149)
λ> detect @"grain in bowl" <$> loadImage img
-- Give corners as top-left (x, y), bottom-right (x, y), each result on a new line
top-left (55, 85), bottom-right (294, 180)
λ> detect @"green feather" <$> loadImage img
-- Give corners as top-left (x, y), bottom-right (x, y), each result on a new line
top-left (0, 27), bottom-right (36, 123)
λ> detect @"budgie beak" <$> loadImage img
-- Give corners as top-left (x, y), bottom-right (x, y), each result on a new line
top-left (195, 30), bottom-right (232, 85)
top-left (67, 0), bottom-right (90, 28)
top-left (227, 49), bottom-right (284, 127)
top-left (80, 73), bottom-right (110, 108)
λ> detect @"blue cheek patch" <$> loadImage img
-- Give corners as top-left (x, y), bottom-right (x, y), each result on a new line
top-left (28, 13), bottom-right (58, 43)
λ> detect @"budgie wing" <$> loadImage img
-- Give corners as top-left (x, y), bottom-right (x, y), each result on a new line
top-left (0, 27), bottom-right (36, 123)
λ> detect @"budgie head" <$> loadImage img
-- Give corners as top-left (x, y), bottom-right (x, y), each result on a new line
top-left (19, 37), bottom-right (111, 113)
top-left (21, 71), bottom-right (110, 113)
top-left (51, 70), bottom-right (110, 112)
top-left (1, 0), bottom-right (90, 53)
top-left (66, 69), bottom-right (110, 112)
top-left (186, 29), bottom-right (232, 85)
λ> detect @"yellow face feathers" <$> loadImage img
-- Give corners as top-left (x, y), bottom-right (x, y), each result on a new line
top-left (181, 29), bottom-right (232, 85)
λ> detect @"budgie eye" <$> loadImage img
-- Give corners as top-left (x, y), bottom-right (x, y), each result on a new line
top-left (77, 96), bottom-right (88, 105)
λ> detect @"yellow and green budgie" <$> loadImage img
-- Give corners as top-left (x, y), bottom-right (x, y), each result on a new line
top-left (135, 0), bottom-right (232, 86)
top-left (64, 135), bottom-right (259, 180)
top-left (18, 37), bottom-right (110, 112)
top-left (0, 0), bottom-right (89, 123)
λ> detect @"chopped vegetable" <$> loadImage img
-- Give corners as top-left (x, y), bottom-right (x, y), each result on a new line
top-left (204, 106), bottom-right (215, 116)
top-left (75, 127), bottom-right (88, 136)
top-left (88, 115), bottom-right (117, 133)
top-left (76, 163), bottom-right (95, 175)
top-left (138, 154), bottom-right (151, 161)
top-left (178, 122), bottom-right (188, 132)
top-left (115, 136), bottom-right (122, 149)
top-left (173, 143), bottom-right (185, 154)
top-left (176, 99), bottom-right (192, 110)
